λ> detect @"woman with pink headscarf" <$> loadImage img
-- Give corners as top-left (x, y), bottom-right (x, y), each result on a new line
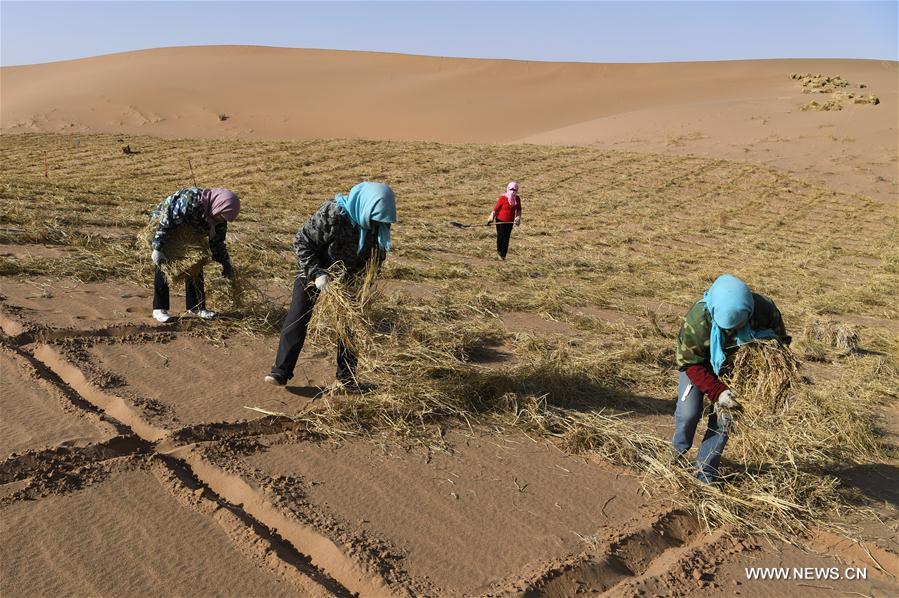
top-left (486, 181), bottom-right (522, 260)
top-left (148, 187), bottom-right (241, 323)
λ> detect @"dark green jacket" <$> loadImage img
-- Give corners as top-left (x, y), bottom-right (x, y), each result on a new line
top-left (676, 293), bottom-right (787, 371)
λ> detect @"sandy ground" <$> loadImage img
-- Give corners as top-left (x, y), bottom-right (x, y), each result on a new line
top-left (2, 47), bottom-right (898, 596)
top-left (2, 47), bottom-right (895, 202)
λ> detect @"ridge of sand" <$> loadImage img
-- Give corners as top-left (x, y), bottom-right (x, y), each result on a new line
top-left (0, 47), bottom-right (892, 143)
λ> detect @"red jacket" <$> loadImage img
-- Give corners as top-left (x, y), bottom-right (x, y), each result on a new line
top-left (492, 195), bottom-right (521, 222)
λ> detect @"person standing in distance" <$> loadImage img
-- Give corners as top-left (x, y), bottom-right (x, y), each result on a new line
top-left (486, 181), bottom-right (522, 260)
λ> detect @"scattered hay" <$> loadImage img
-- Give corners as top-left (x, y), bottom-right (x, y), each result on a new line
top-left (258, 286), bottom-right (885, 541)
top-left (800, 100), bottom-right (843, 112)
top-left (791, 73), bottom-right (849, 93)
top-left (831, 90), bottom-right (857, 102)
top-left (205, 268), bottom-right (250, 311)
top-left (138, 220), bottom-right (210, 285)
top-left (792, 73), bottom-right (877, 110)
top-left (797, 317), bottom-right (860, 361)
top-left (852, 94), bottom-right (880, 105)
top-left (202, 270), bottom-right (288, 338)
top-left (712, 341), bottom-right (883, 535)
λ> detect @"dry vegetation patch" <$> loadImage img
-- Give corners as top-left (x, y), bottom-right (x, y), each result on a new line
top-left (791, 72), bottom-right (880, 111)
top-left (1, 133), bottom-right (896, 542)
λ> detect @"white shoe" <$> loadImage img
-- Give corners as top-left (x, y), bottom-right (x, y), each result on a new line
top-left (152, 309), bottom-right (175, 323)
top-left (189, 309), bottom-right (217, 320)
top-left (264, 375), bottom-right (286, 386)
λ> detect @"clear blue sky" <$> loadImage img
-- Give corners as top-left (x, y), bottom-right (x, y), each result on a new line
top-left (1, 1), bottom-right (896, 66)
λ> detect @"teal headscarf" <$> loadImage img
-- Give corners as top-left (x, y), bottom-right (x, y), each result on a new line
top-left (701, 274), bottom-right (776, 375)
top-left (335, 182), bottom-right (397, 253)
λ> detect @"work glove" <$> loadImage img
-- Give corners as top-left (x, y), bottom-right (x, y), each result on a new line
top-left (514, 216), bottom-right (521, 227)
top-left (314, 273), bottom-right (330, 293)
top-left (717, 390), bottom-right (743, 412)
top-left (486, 219), bottom-right (494, 226)
top-left (151, 249), bottom-right (166, 265)
top-left (221, 261), bottom-right (234, 279)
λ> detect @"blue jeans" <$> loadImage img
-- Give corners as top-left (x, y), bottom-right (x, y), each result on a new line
top-left (672, 370), bottom-right (733, 483)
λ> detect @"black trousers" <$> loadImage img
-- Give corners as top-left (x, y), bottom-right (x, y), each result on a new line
top-left (495, 222), bottom-right (514, 259)
top-left (153, 267), bottom-right (205, 311)
top-left (271, 275), bottom-right (357, 382)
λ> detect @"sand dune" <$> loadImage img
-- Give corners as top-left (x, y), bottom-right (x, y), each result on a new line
top-left (0, 46), bottom-right (891, 143)
top-left (3, 46), bottom-right (895, 201)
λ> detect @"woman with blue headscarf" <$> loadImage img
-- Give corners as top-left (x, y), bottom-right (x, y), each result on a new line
top-left (265, 182), bottom-right (397, 389)
top-left (673, 274), bottom-right (790, 483)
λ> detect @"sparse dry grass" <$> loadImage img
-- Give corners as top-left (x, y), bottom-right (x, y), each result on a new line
top-left (1, 132), bottom-right (896, 541)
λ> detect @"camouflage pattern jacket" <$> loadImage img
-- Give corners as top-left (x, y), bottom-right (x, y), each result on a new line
top-left (150, 188), bottom-right (231, 269)
top-left (293, 200), bottom-right (385, 281)
top-left (675, 293), bottom-right (787, 372)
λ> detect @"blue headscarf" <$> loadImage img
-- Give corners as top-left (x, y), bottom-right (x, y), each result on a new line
top-left (701, 274), bottom-right (776, 375)
top-left (335, 182), bottom-right (398, 253)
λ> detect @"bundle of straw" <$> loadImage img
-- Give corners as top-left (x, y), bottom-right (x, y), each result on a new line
top-left (307, 259), bottom-right (381, 358)
top-left (724, 339), bottom-right (801, 414)
top-left (139, 220), bottom-right (210, 285)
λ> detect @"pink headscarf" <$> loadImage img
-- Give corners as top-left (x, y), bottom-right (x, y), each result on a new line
top-left (200, 188), bottom-right (241, 236)
top-left (505, 181), bottom-right (520, 207)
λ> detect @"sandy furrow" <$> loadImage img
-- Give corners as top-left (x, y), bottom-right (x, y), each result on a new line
top-left (0, 311), bottom-right (178, 346)
top-left (29, 340), bottom-right (398, 596)
top-left (161, 418), bottom-right (305, 449)
top-left (514, 509), bottom-right (706, 596)
top-left (33, 343), bottom-right (170, 442)
top-left (168, 445), bottom-right (398, 597)
top-left (0, 436), bottom-right (146, 484)
top-left (149, 456), bottom-right (347, 597)
top-left (0, 310), bottom-right (27, 338)
top-left (0, 338), bottom-right (124, 433)
top-left (602, 529), bottom-right (737, 597)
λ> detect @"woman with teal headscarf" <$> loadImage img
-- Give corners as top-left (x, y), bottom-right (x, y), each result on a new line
top-left (672, 274), bottom-right (790, 483)
top-left (265, 182), bottom-right (397, 389)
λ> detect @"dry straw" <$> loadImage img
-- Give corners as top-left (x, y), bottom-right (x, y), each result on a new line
top-left (4, 133), bottom-right (892, 543)
top-left (797, 317), bottom-right (860, 361)
top-left (307, 258), bottom-right (382, 358)
top-left (139, 220), bottom-right (209, 285)
top-left (724, 339), bottom-right (801, 413)
top-left (255, 285), bottom-right (885, 540)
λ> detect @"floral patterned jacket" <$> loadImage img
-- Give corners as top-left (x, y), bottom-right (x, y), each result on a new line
top-left (150, 188), bottom-right (232, 271)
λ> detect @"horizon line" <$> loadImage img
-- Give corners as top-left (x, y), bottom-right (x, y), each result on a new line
top-left (3, 44), bottom-right (898, 69)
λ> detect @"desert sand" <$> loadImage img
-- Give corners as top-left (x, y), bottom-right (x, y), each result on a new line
top-left (1, 47), bottom-right (898, 596)
top-left (2, 47), bottom-right (896, 201)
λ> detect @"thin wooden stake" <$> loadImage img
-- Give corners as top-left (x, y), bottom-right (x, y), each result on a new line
top-left (188, 158), bottom-right (197, 187)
